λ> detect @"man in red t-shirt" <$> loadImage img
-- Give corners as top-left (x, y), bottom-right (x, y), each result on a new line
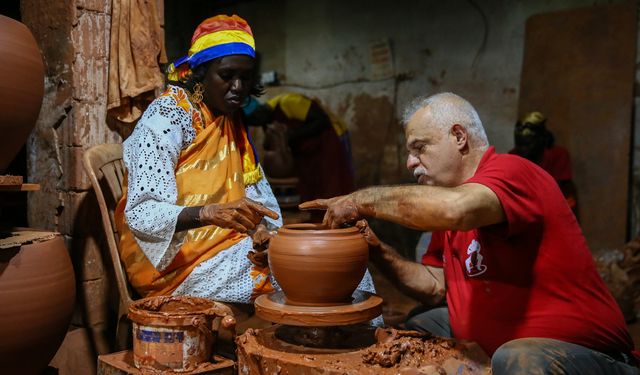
top-left (300, 93), bottom-right (637, 374)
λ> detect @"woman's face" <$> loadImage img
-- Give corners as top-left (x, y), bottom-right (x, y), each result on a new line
top-left (202, 55), bottom-right (255, 116)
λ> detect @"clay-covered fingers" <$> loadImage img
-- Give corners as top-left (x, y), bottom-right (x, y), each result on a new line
top-left (355, 219), bottom-right (381, 248)
top-left (206, 208), bottom-right (251, 233)
top-left (245, 199), bottom-right (279, 220)
top-left (229, 199), bottom-right (278, 232)
top-left (298, 198), bottom-right (331, 211)
top-left (321, 198), bottom-right (362, 229)
top-left (251, 224), bottom-right (273, 252)
top-left (355, 219), bottom-right (368, 232)
top-left (299, 197), bottom-right (349, 228)
top-left (247, 249), bottom-right (269, 268)
top-left (200, 198), bottom-right (277, 233)
top-left (230, 209), bottom-right (257, 232)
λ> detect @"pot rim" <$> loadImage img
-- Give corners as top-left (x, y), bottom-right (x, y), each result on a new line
top-left (278, 223), bottom-right (361, 235)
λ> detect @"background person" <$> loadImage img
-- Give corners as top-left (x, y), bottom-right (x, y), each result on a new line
top-left (244, 92), bottom-right (355, 207)
top-left (510, 111), bottom-right (578, 214)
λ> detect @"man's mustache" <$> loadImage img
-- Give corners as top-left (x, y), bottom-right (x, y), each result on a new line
top-left (413, 166), bottom-right (427, 180)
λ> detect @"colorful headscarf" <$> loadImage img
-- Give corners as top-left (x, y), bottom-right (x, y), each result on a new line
top-left (167, 14), bottom-right (255, 82)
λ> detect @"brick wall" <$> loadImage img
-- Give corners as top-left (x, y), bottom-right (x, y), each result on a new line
top-left (22, 0), bottom-right (124, 354)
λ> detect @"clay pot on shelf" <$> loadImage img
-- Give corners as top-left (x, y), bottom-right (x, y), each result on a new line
top-left (268, 223), bottom-right (369, 306)
top-left (0, 15), bottom-right (45, 173)
top-left (0, 232), bottom-right (76, 375)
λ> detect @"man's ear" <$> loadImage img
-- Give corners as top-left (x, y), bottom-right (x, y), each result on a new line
top-left (451, 124), bottom-right (468, 150)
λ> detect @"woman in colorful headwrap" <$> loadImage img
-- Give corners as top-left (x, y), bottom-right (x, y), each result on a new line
top-left (510, 111), bottom-right (578, 215)
top-left (116, 14), bottom-right (377, 309)
top-left (114, 15), bottom-right (284, 304)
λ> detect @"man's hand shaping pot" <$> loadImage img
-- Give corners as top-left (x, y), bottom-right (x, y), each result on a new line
top-left (299, 195), bottom-right (363, 228)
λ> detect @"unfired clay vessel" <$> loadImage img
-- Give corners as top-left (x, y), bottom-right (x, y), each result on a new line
top-left (269, 223), bottom-right (369, 306)
top-left (0, 15), bottom-right (44, 173)
top-left (0, 233), bottom-right (75, 375)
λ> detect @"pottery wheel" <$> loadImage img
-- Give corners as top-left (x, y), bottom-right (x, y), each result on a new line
top-left (254, 290), bottom-right (383, 327)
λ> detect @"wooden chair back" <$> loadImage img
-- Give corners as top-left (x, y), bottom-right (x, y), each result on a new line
top-left (82, 143), bottom-right (133, 349)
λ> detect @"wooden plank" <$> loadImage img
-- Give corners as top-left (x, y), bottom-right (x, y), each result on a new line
top-left (518, 3), bottom-right (636, 250)
top-left (0, 183), bottom-right (40, 191)
top-left (97, 351), bottom-right (234, 375)
top-left (0, 175), bottom-right (22, 185)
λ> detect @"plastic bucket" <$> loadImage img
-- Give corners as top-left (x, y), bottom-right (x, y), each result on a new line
top-left (128, 295), bottom-right (234, 372)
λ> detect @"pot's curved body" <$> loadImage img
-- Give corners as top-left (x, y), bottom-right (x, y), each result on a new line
top-left (269, 224), bottom-right (369, 306)
top-left (0, 15), bottom-right (44, 172)
top-left (0, 233), bottom-right (75, 375)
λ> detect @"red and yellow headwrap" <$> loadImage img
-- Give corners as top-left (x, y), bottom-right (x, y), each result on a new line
top-left (167, 14), bottom-right (255, 82)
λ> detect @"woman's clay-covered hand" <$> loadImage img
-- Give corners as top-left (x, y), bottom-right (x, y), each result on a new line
top-left (247, 224), bottom-right (275, 268)
top-left (200, 198), bottom-right (279, 233)
top-left (251, 224), bottom-right (274, 252)
top-left (247, 249), bottom-right (269, 268)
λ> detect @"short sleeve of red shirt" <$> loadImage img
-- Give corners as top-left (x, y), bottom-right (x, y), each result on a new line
top-left (466, 154), bottom-right (547, 236)
top-left (421, 231), bottom-right (444, 267)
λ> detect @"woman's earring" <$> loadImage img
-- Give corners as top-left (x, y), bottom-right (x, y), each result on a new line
top-left (190, 82), bottom-right (204, 104)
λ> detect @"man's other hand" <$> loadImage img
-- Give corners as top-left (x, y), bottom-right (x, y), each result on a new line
top-left (355, 219), bottom-right (381, 249)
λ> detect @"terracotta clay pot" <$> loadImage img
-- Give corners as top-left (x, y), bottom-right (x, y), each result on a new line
top-left (0, 232), bottom-right (75, 375)
top-left (269, 223), bottom-right (369, 306)
top-left (0, 15), bottom-right (45, 172)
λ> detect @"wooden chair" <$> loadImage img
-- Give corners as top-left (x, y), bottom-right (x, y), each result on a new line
top-left (82, 143), bottom-right (133, 350)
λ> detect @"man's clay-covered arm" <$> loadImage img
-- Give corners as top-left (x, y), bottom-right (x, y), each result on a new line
top-left (301, 183), bottom-right (505, 231)
top-left (373, 243), bottom-right (445, 306)
top-left (357, 220), bottom-right (444, 306)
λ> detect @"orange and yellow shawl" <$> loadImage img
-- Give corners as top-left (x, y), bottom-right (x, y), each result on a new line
top-left (115, 87), bottom-right (273, 298)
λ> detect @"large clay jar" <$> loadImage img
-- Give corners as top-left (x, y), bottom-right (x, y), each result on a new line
top-left (0, 15), bottom-right (45, 172)
top-left (0, 232), bottom-right (76, 375)
top-left (269, 223), bottom-right (369, 306)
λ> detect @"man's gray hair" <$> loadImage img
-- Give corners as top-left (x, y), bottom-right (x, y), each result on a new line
top-left (402, 92), bottom-right (489, 148)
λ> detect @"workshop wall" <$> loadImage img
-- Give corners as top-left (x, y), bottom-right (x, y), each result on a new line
top-left (165, 0), bottom-right (635, 254)
top-left (167, 0), bottom-right (629, 189)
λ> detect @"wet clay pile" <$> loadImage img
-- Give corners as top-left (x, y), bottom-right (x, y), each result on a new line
top-left (236, 326), bottom-right (490, 375)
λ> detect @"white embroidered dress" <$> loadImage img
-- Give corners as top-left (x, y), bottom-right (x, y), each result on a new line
top-left (123, 86), bottom-right (376, 304)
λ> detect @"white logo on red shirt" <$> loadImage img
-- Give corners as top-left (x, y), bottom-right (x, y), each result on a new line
top-left (465, 239), bottom-right (487, 277)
